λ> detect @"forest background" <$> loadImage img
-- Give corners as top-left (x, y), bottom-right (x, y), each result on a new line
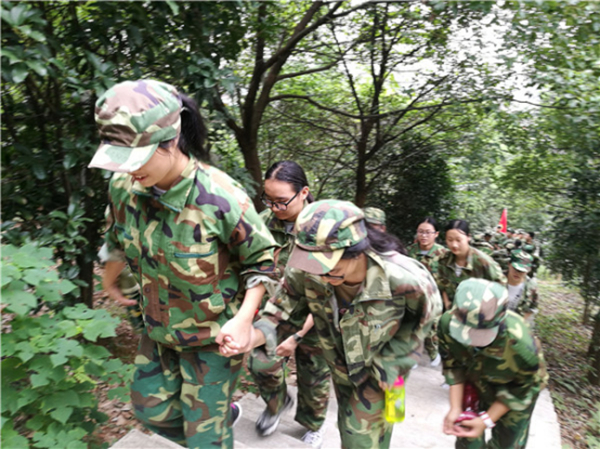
top-left (1, 1), bottom-right (599, 448)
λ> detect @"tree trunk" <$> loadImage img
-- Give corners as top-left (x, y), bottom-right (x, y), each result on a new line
top-left (587, 310), bottom-right (600, 385)
top-left (240, 138), bottom-right (265, 212)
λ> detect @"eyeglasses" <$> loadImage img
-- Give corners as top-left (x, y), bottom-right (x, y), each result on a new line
top-left (261, 191), bottom-right (300, 211)
top-left (417, 231), bottom-right (436, 235)
top-left (320, 273), bottom-right (345, 280)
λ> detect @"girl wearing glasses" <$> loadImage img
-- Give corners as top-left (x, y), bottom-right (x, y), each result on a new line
top-left (436, 219), bottom-right (506, 311)
top-left (407, 217), bottom-right (447, 366)
top-left (248, 161), bottom-right (330, 448)
top-left (407, 217), bottom-right (447, 274)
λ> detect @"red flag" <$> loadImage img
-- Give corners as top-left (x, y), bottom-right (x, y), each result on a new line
top-left (497, 209), bottom-right (507, 233)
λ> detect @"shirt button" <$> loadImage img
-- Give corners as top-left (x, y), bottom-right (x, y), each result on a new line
top-left (276, 298), bottom-right (282, 305)
top-left (144, 286), bottom-right (151, 294)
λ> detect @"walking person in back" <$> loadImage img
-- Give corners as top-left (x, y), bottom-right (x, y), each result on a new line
top-left (438, 278), bottom-right (547, 448)
top-left (248, 161), bottom-right (330, 448)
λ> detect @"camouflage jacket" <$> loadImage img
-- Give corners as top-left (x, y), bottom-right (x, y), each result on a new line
top-left (259, 205), bottom-right (320, 344)
top-left (407, 242), bottom-right (447, 275)
top-left (438, 310), bottom-right (548, 411)
top-left (105, 157), bottom-right (278, 351)
top-left (508, 277), bottom-right (539, 316)
top-left (254, 250), bottom-right (443, 387)
top-left (436, 247), bottom-right (506, 305)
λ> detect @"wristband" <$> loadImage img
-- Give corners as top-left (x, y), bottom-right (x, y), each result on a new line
top-left (478, 411), bottom-right (495, 429)
top-left (292, 333), bottom-right (302, 343)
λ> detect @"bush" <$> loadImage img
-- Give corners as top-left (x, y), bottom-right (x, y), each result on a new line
top-left (1, 243), bottom-right (133, 448)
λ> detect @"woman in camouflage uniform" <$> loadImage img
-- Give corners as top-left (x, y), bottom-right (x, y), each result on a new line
top-left (89, 79), bottom-right (278, 449)
top-left (436, 220), bottom-right (506, 310)
top-left (407, 217), bottom-right (447, 365)
top-left (438, 278), bottom-right (547, 449)
top-left (247, 161), bottom-right (330, 447)
top-left (221, 200), bottom-right (442, 449)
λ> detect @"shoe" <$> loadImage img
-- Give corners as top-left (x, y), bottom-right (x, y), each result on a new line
top-left (430, 353), bottom-right (441, 367)
top-left (301, 428), bottom-right (323, 448)
top-left (231, 402), bottom-right (242, 427)
top-left (256, 394), bottom-right (294, 436)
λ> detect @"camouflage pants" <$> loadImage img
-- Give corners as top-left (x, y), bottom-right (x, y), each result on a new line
top-left (131, 333), bottom-right (243, 449)
top-left (333, 377), bottom-right (393, 449)
top-left (456, 396), bottom-right (538, 449)
top-left (247, 333), bottom-right (330, 431)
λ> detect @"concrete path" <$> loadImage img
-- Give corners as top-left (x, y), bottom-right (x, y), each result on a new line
top-left (110, 358), bottom-right (561, 448)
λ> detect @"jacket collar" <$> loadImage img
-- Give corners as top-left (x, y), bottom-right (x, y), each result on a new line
top-left (131, 157), bottom-right (198, 213)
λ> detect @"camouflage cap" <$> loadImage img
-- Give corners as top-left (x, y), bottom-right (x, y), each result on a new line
top-left (88, 79), bottom-right (182, 173)
top-left (449, 279), bottom-right (508, 347)
top-left (510, 249), bottom-right (533, 272)
top-left (363, 207), bottom-right (386, 226)
top-left (288, 200), bottom-right (367, 275)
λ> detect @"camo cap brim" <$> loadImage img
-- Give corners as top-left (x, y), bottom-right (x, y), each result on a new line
top-left (287, 200), bottom-right (367, 275)
top-left (88, 79), bottom-right (182, 173)
top-left (449, 279), bottom-right (508, 347)
top-left (363, 207), bottom-right (386, 226)
top-left (510, 249), bottom-right (533, 273)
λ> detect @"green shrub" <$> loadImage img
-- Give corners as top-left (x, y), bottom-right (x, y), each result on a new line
top-left (1, 243), bottom-right (133, 448)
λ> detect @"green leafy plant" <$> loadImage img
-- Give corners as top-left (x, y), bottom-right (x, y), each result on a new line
top-left (1, 243), bottom-right (133, 448)
top-left (587, 403), bottom-right (600, 448)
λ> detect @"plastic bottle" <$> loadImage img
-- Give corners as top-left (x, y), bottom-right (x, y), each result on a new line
top-left (384, 376), bottom-right (405, 423)
top-left (454, 381), bottom-right (479, 424)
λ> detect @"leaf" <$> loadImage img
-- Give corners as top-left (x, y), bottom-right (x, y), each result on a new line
top-left (1, 264), bottom-right (21, 287)
top-left (11, 251), bottom-right (50, 268)
top-left (3, 288), bottom-right (37, 315)
top-left (107, 386), bottom-right (130, 402)
top-left (50, 406), bottom-right (73, 424)
top-left (30, 372), bottom-right (50, 388)
top-left (23, 267), bottom-right (52, 286)
top-left (81, 319), bottom-right (117, 341)
top-left (43, 390), bottom-right (81, 410)
top-left (166, 1), bottom-right (180, 15)
top-left (26, 59), bottom-right (47, 76)
top-left (11, 62), bottom-right (28, 83)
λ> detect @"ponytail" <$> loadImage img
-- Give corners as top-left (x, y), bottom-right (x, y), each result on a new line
top-left (178, 94), bottom-right (209, 162)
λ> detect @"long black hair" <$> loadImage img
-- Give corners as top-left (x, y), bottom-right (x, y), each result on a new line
top-left (342, 226), bottom-right (407, 259)
top-left (159, 93), bottom-right (209, 162)
top-left (264, 160), bottom-right (315, 203)
top-left (445, 219), bottom-right (470, 236)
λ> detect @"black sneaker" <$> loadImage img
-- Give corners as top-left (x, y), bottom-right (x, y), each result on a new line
top-left (231, 402), bottom-right (242, 427)
top-left (255, 394), bottom-right (294, 436)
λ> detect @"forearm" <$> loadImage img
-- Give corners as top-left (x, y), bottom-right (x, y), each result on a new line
top-left (296, 313), bottom-right (314, 338)
top-left (103, 261), bottom-right (126, 296)
top-left (486, 401), bottom-right (510, 423)
top-left (236, 283), bottom-right (266, 322)
top-left (449, 383), bottom-right (465, 411)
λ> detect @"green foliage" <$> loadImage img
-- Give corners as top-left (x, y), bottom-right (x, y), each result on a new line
top-left (1, 243), bottom-right (133, 448)
top-left (588, 403), bottom-right (600, 448)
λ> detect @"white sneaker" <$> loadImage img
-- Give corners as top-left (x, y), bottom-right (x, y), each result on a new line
top-left (430, 353), bottom-right (441, 367)
top-left (301, 428), bottom-right (323, 448)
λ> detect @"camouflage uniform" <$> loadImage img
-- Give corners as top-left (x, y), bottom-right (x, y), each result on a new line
top-left (91, 80), bottom-right (278, 448)
top-left (247, 207), bottom-right (330, 432)
top-left (407, 242), bottom-right (447, 360)
top-left (254, 200), bottom-right (443, 449)
top-left (407, 242), bottom-right (447, 275)
top-left (506, 250), bottom-right (538, 318)
top-left (471, 235), bottom-right (494, 256)
top-left (438, 279), bottom-right (548, 449)
top-left (436, 247), bottom-right (506, 308)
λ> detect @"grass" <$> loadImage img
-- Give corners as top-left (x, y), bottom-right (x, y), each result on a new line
top-left (535, 272), bottom-right (600, 448)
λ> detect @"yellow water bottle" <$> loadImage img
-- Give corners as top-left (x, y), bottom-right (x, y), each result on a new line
top-left (384, 376), bottom-right (405, 423)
